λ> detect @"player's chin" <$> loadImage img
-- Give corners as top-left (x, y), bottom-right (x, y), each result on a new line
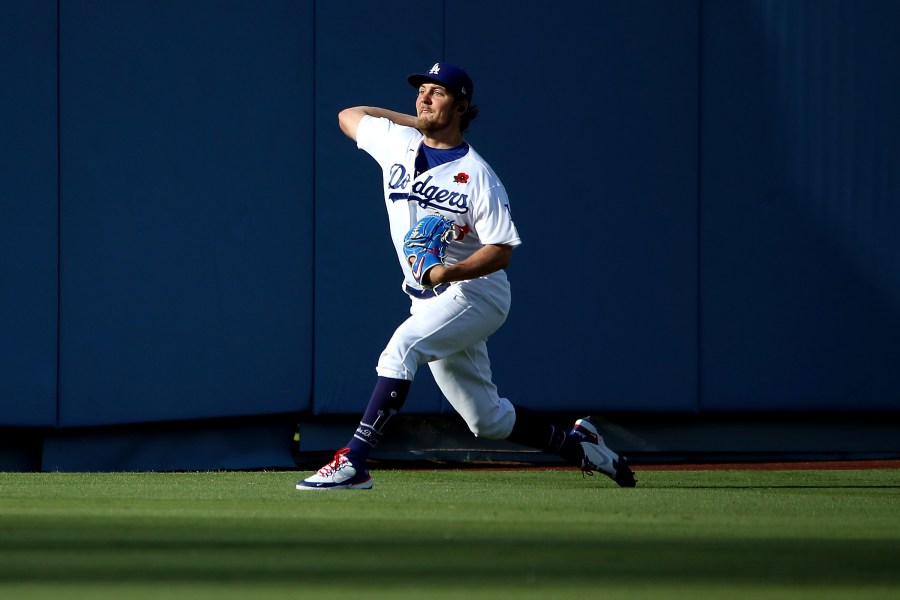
top-left (417, 118), bottom-right (453, 135)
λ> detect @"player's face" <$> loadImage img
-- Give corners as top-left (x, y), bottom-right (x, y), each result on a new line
top-left (415, 84), bottom-right (459, 133)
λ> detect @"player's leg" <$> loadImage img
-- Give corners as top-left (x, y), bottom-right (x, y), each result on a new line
top-left (346, 376), bottom-right (410, 458)
top-left (431, 344), bottom-right (637, 487)
top-left (297, 284), bottom-right (505, 491)
top-left (296, 376), bottom-right (410, 491)
top-left (357, 287), bottom-right (508, 448)
top-left (428, 341), bottom-right (516, 439)
top-left (412, 282), bottom-right (578, 452)
top-left (428, 343), bottom-right (570, 449)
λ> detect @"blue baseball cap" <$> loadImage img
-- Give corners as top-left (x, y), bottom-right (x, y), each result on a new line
top-left (408, 62), bottom-right (474, 102)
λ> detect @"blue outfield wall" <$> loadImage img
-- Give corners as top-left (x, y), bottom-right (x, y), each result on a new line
top-left (700, 0), bottom-right (900, 411)
top-left (56, 0), bottom-right (316, 426)
top-left (0, 0), bottom-right (58, 427)
top-left (1, 1), bottom-right (899, 455)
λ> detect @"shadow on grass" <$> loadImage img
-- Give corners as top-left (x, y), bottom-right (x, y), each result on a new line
top-left (1, 537), bottom-right (898, 587)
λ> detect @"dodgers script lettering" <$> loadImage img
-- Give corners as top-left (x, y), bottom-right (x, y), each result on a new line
top-left (388, 164), bottom-right (469, 214)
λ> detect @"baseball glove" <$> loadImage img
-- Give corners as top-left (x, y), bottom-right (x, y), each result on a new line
top-left (403, 214), bottom-right (458, 287)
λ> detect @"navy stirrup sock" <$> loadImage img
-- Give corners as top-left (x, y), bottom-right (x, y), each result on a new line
top-left (346, 377), bottom-right (411, 461)
top-left (507, 405), bottom-right (582, 465)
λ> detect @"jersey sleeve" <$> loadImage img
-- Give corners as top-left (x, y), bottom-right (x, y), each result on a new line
top-left (474, 183), bottom-right (522, 248)
top-left (356, 115), bottom-right (418, 169)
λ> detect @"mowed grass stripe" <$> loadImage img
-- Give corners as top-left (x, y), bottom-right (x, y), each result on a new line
top-left (0, 469), bottom-right (898, 599)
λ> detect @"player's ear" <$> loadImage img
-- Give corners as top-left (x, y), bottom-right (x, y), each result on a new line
top-left (457, 101), bottom-right (467, 113)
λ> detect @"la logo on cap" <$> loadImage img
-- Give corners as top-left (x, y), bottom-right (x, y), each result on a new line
top-left (429, 63), bottom-right (441, 74)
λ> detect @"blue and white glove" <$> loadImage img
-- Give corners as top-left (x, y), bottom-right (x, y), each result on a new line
top-left (403, 214), bottom-right (458, 287)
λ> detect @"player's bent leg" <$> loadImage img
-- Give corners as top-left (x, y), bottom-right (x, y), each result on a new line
top-left (429, 341), bottom-right (516, 440)
top-left (506, 405), bottom-right (583, 462)
top-left (505, 409), bottom-right (636, 488)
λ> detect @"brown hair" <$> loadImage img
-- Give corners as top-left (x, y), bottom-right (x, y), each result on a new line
top-left (456, 100), bottom-right (479, 133)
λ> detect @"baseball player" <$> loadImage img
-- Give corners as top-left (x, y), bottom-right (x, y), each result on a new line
top-left (296, 62), bottom-right (635, 490)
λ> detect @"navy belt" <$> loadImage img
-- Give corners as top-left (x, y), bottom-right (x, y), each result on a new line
top-left (405, 283), bottom-right (450, 299)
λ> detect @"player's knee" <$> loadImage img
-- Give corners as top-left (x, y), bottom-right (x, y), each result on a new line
top-left (376, 350), bottom-right (418, 380)
top-left (467, 415), bottom-right (514, 440)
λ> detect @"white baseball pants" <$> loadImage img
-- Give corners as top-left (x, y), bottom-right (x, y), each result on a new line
top-left (375, 273), bottom-right (516, 439)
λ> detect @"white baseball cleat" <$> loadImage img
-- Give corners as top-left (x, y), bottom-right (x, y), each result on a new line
top-left (570, 417), bottom-right (637, 488)
top-left (296, 448), bottom-right (373, 491)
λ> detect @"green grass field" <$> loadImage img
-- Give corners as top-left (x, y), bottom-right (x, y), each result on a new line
top-left (1, 468), bottom-right (898, 599)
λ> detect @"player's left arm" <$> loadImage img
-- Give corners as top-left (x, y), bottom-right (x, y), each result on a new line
top-left (425, 244), bottom-right (513, 286)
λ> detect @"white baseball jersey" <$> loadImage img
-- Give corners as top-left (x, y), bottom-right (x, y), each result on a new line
top-left (356, 115), bottom-right (522, 291)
